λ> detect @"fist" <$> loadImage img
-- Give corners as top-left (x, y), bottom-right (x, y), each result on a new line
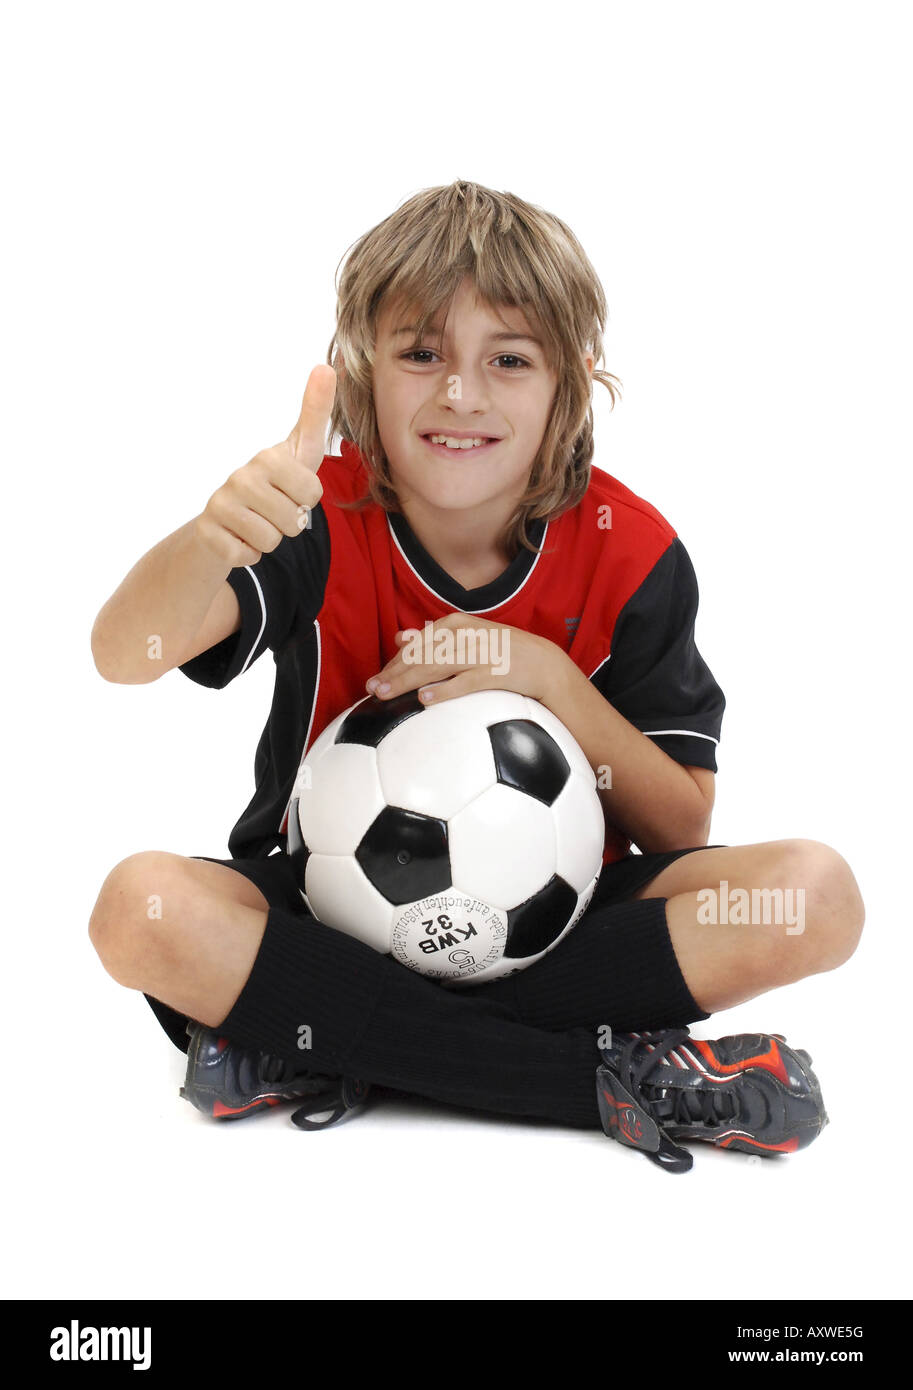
top-left (195, 365), bottom-right (337, 569)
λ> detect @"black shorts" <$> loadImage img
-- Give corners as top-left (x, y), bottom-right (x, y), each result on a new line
top-left (144, 842), bottom-right (723, 1053)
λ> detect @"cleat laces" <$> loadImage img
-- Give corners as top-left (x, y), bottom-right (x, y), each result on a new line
top-left (617, 1030), bottom-right (743, 1130)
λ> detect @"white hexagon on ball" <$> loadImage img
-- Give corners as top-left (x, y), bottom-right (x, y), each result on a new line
top-left (375, 689), bottom-right (528, 820)
top-left (448, 782), bottom-right (557, 907)
top-left (303, 852), bottom-right (394, 953)
top-left (553, 770), bottom-right (607, 893)
top-left (296, 743), bottom-right (386, 856)
top-left (376, 706), bottom-right (494, 820)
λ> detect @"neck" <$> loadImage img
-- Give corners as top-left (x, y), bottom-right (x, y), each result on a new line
top-left (397, 494), bottom-right (518, 577)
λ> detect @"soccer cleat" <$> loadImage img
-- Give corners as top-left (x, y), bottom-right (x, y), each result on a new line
top-left (596, 1027), bottom-right (828, 1173)
top-left (179, 1022), bottom-right (370, 1129)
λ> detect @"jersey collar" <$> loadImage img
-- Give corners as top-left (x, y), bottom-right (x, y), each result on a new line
top-left (387, 508), bottom-right (547, 614)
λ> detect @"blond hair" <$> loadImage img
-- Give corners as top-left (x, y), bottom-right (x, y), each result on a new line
top-left (326, 179), bottom-right (621, 556)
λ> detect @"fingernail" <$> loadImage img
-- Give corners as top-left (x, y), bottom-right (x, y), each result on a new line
top-left (376, 681), bottom-right (391, 694)
top-left (366, 678), bottom-right (379, 692)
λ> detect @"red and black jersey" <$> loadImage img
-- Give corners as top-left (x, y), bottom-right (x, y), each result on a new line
top-left (179, 438), bottom-right (725, 864)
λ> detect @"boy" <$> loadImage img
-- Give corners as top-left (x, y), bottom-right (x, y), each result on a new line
top-left (89, 180), bottom-right (864, 1172)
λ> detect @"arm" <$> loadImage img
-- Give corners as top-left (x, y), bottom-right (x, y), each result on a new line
top-left (91, 365), bottom-right (335, 686)
top-left (91, 518), bottom-right (240, 685)
top-left (541, 654), bottom-right (715, 852)
top-left (368, 617), bottom-right (717, 853)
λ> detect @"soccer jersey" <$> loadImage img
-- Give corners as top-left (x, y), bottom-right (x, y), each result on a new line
top-left (179, 438), bottom-right (725, 864)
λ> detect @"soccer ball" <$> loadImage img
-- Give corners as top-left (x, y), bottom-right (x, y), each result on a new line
top-left (286, 688), bottom-right (605, 985)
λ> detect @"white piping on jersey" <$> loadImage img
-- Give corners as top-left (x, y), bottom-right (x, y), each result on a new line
top-left (642, 728), bottom-right (719, 745)
top-left (239, 566), bottom-right (268, 674)
top-left (387, 514), bottom-right (549, 614)
top-left (587, 660), bottom-right (719, 746)
top-left (278, 618), bottom-right (322, 835)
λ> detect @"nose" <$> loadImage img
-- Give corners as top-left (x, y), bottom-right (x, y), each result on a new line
top-left (434, 358), bottom-right (492, 414)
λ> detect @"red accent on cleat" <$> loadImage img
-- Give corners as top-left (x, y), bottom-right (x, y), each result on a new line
top-left (718, 1133), bottom-right (800, 1153)
top-left (601, 1088), bottom-right (643, 1143)
top-left (693, 1037), bottom-right (790, 1086)
top-left (212, 1095), bottom-right (283, 1117)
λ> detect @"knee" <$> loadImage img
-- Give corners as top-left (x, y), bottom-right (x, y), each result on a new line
top-left (88, 851), bottom-right (181, 986)
top-left (777, 839), bottom-right (865, 972)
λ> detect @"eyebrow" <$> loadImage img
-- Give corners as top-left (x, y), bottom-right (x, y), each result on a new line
top-left (391, 326), bottom-right (543, 347)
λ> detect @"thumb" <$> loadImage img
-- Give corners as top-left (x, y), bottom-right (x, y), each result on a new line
top-left (287, 364), bottom-right (337, 460)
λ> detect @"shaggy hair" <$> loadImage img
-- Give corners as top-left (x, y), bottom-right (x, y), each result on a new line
top-left (325, 179), bottom-right (621, 556)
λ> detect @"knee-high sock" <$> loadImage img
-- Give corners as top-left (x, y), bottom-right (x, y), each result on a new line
top-left (462, 896), bottom-right (710, 1032)
top-left (217, 906), bottom-right (604, 1128)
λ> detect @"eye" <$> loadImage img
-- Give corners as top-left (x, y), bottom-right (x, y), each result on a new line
top-left (493, 354), bottom-right (531, 370)
top-left (401, 349), bottom-right (440, 364)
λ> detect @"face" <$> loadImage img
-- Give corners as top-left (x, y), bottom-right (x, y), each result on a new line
top-left (371, 276), bottom-right (560, 526)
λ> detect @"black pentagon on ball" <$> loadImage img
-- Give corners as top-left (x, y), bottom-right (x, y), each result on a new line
top-left (287, 797), bottom-right (311, 886)
top-left (489, 718), bottom-right (570, 805)
top-left (356, 805), bottom-right (451, 905)
top-left (336, 691), bottom-right (426, 748)
top-left (504, 874), bottom-right (579, 958)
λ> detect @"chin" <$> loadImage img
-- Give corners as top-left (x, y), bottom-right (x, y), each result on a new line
top-left (411, 489), bottom-right (498, 512)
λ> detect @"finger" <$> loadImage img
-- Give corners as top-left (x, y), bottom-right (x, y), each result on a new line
top-left (366, 656), bottom-right (405, 695)
top-left (287, 365), bottom-right (337, 461)
top-left (367, 652), bottom-right (436, 697)
top-left (370, 653), bottom-right (473, 699)
top-left (234, 458), bottom-right (323, 533)
top-left (256, 449), bottom-right (325, 513)
top-left (417, 671), bottom-right (483, 704)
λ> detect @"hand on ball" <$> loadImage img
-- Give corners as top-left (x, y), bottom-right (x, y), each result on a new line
top-left (365, 612), bottom-right (570, 708)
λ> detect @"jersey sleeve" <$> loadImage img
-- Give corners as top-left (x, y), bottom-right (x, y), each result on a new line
top-left (590, 536), bottom-right (725, 771)
top-left (177, 503), bottom-right (331, 690)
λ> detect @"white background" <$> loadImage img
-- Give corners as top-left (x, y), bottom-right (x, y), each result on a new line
top-left (3, 0), bottom-right (910, 1301)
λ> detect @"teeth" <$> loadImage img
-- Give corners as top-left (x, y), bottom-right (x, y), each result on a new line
top-left (428, 435), bottom-right (492, 449)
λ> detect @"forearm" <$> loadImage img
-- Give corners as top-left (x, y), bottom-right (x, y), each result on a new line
top-left (541, 653), bottom-right (711, 853)
top-left (91, 517), bottom-right (230, 684)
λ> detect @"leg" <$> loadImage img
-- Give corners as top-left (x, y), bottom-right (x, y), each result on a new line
top-left (89, 851), bottom-right (273, 1025)
top-left (463, 838), bottom-right (865, 1032)
top-left (88, 851), bottom-right (606, 1128)
top-left (629, 838), bottom-right (865, 1012)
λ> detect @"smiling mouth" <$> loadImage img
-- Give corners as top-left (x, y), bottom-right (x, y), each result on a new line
top-left (420, 433), bottom-right (502, 454)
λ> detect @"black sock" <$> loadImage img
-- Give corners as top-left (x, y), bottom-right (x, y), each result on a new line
top-left (217, 906), bottom-right (604, 1128)
top-left (461, 896), bottom-right (710, 1032)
